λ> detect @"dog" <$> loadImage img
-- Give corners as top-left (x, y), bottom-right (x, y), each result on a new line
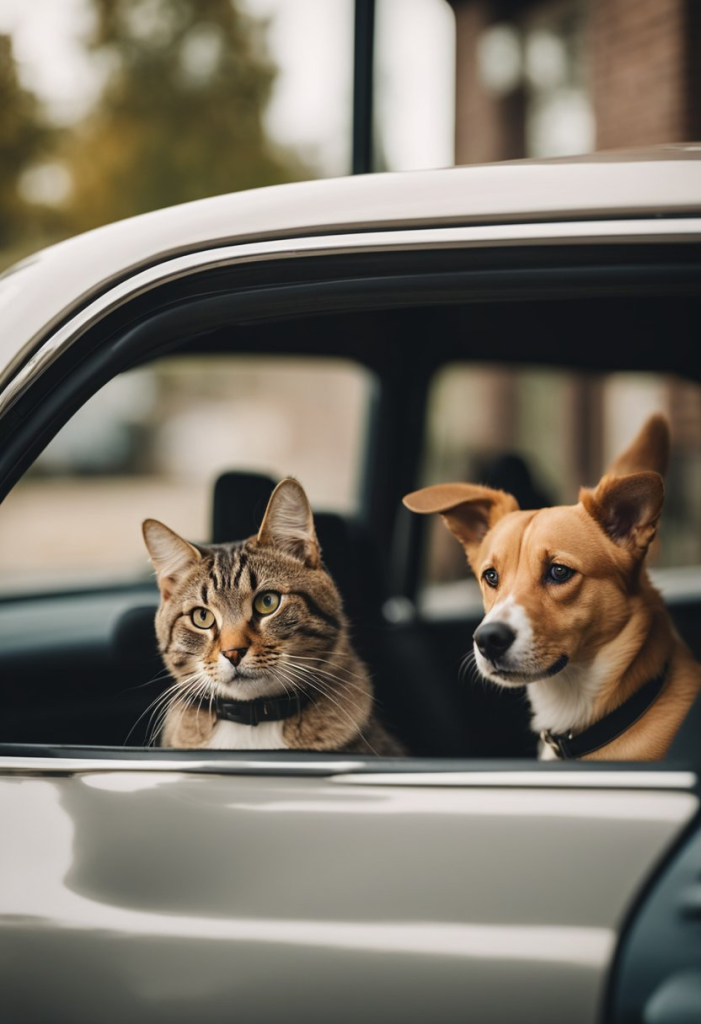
top-left (403, 415), bottom-right (701, 760)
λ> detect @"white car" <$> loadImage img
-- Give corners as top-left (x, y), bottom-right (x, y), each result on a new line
top-left (1, 147), bottom-right (700, 1024)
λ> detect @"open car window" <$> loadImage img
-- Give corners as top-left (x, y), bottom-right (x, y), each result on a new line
top-left (0, 355), bottom-right (373, 596)
top-left (0, 224), bottom-right (699, 767)
top-left (418, 363), bottom-right (701, 617)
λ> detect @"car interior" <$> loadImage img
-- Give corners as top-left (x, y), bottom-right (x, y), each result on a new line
top-left (1, 240), bottom-right (700, 765)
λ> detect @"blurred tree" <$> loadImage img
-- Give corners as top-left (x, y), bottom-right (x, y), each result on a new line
top-left (63, 0), bottom-right (310, 232)
top-left (0, 34), bottom-right (54, 261)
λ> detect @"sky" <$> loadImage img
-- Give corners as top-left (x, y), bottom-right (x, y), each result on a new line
top-left (0, 0), bottom-right (455, 178)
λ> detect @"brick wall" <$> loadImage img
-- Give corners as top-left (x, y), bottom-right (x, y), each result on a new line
top-left (452, 0), bottom-right (526, 164)
top-left (589, 0), bottom-right (698, 148)
top-left (448, 0), bottom-right (700, 164)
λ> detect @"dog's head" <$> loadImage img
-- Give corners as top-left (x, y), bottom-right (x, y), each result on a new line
top-left (403, 415), bottom-right (669, 687)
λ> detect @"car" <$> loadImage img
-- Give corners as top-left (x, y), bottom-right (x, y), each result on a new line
top-left (1, 146), bottom-right (701, 1024)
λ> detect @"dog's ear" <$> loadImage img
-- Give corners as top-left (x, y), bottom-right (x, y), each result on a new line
top-left (403, 483), bottom-right (519, 568)
top-left (606, 415), bottom-right (670, 478)
top-left (580, 471), bottom-right (664, 558)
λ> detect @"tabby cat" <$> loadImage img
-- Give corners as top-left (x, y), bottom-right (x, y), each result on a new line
top-left (142, 478), bottom-right (403, 754)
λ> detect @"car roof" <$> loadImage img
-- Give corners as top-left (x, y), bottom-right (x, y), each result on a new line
top-left (1, 144), bottom-right (700, 381)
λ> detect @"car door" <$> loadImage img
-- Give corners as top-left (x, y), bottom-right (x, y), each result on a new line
top-left (1, 200), bottom-right (701, 1024)
top-left (0, 754), bottom-right (698, 1024)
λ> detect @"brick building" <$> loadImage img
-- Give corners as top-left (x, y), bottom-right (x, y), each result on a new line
top-left (447, 0), bottom-right (701, 163)
top-left (436, 0), bottom-right (701, 564)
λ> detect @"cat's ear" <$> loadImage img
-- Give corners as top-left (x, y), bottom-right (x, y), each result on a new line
top-left (142, 519), bottom-right (202, 599)
top-left (257, 478), bottom-right (320, 568)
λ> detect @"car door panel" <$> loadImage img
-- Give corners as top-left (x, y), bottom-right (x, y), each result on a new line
top-left (0, 764), bottom-right (696, 1024)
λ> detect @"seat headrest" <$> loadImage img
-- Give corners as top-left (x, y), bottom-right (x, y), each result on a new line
top-left (314, 511), bottom-right (386, 623)
top-left (211, 471), bottom-right (277, 543)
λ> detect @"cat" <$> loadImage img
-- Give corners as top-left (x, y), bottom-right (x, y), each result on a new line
top-left (142, 477), bottom-right (404, 755)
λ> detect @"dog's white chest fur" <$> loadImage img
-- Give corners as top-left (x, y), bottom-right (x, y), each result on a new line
top-left (529, 660), bottom-right (606, 737)
top-left (205, 719), bottom-right (288, 750)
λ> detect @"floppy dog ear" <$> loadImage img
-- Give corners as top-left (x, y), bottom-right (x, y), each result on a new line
top-left (580, 471), bottom-right (664, 558)
top-left (607, 415), bottom-right (670, 478)
top-left (403, 483), bottom-right (519, 569)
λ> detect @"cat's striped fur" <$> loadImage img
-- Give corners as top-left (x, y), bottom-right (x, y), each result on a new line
top-left (142, 478), bottom-right (403, 754)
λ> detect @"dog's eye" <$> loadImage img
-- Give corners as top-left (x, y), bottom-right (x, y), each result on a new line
top-left (482, 569), bottom-right (499, 588)
top-left (547, 564), bottom-right (575, 584)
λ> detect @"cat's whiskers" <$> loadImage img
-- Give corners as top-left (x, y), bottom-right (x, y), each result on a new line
top-left (300, 677), bottom-right (379, 757)
top-left (284, 653), bottom-right (366, 686)
top-left (282, 659), bottom-right (365, 709)
top-left (267, 669), bottom-right (295, 702)
top-left (146, 685), bottom-right (192, 747)
top-left (146, 671), bottom-right (211, 746)
top-left (287, 655), bottom-right (372, 684)
top-left (116, 666), bottom-right (174, 701)
top-left (163, 671), bottom-right (212, 745)
top-left (286, 665), bottom-right (378, 718)
top-left (124, 679), bottom-right (183, 746)
top-left (286, 658), bottom-right (379, 700)
top-left (280, 660), bottom-right (379, 755)
top-left (189, 673), bottom-right (216, 738)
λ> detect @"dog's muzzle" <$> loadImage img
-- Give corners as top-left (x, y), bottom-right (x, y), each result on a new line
top-left (473, 622), bottom-right (516, 663)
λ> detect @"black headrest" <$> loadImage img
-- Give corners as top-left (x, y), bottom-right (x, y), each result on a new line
top-left (211, 471), bottom-right (277, 543)
top-left (111, 604), bottom-right (160, 666)
top-left (315, 511), bottom-right (387, 625)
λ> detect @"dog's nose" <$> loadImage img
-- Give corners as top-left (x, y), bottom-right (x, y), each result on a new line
top-left (221, 646), bottom-right (249, 666)
top-left (474, 622), bottom-right (516, 661)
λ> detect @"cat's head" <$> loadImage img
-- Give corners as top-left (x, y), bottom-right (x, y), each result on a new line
top-left (142, 478), bottom-right (346, 702)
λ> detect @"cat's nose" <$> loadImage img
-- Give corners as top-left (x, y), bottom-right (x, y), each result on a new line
top-left (221, 646), bottom-right (249, 666)
top-left (473, 622), bottom-right (516, 661)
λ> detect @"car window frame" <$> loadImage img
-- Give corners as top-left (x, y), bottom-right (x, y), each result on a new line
top-left (1, 218), bottom-right (701, 777)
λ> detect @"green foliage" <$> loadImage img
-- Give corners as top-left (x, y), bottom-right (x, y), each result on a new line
top-left (0, 35), bottom-right (54, 256)
top-left (0, 0), bottom-right (312, 268)
top-left (62, 0), bottom-right (310, 232)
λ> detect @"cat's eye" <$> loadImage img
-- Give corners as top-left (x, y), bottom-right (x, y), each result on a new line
top-left (547, 564), bottom-right (575, 584)
top-left (482, 568), bottom-right (499, 588)
top-left (190, 606), bottom-right (215, 629)
top-left (253, 591), bottom-right (281, 616)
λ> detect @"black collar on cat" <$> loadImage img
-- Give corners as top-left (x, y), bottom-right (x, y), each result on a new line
top-left (213, 692), bottom-right (310, 727)
top-left (540, 664), bottom-right (668, 760)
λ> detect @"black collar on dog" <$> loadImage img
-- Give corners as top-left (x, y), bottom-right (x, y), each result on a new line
top-left (540, 664), bottom-right (668, 760)
top-left (213, 692), bottom-right (309, 727)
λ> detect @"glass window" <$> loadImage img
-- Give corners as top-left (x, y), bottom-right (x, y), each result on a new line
top-left (419, 364), bottom-right (701, 612)
top-left (0, 355), bottom-right (374, 595)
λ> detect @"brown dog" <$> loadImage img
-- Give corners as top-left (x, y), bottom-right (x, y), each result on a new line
top-left (403, 415), bottom-right (700, 760)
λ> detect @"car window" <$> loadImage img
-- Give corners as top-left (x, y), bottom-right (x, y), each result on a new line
top-left (0, 354), bottom-right (374, 596)
top-left (418, 363), bottom-right (701, 613)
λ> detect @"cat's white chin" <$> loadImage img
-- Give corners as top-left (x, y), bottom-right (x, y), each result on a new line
top-left (215, 675), bottom-right (290, 702)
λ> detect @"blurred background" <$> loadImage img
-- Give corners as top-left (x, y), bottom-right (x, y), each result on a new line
top-left (1, 0), bottom-right (700, 595)
top-left (0, 0), bottom-right (456, 269)
top-left (3, 0), bottom-right (698, 270)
